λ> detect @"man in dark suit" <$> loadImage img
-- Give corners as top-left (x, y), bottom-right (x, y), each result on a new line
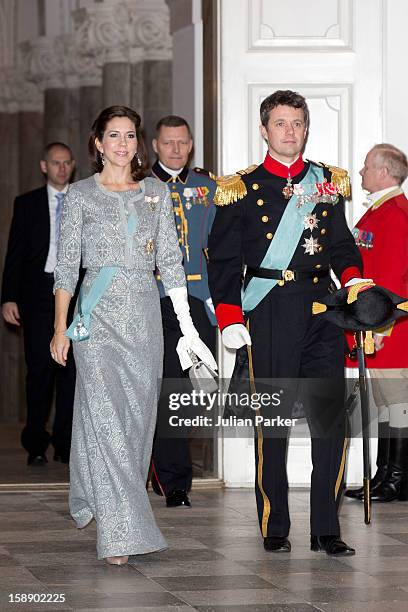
top-left (1, 142), bottom-right (77, 465)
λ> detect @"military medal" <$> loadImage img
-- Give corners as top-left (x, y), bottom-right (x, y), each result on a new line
top-left (353, 228), bottom-right (374, 249)
top-left (183, 187), bottom-right (193, 209)
top-left (303, 213), bottom-right (319, 232)
top-left (302, 236), bottom-right (320, 255)
top-left (282, 174), bottom-right (294, 199)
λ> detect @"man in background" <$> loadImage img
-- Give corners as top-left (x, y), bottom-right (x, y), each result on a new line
top-left (151, 115), bottom-right (217, 507)
top-left (346, 144), bottom-right (408, 502)
top-left (1, 142), bottom-right (77, 466)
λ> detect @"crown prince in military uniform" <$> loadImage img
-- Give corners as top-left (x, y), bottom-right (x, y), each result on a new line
top-left (208, 90), bottom-right (363, 555)
top-left (151, 115), bottom-right (217, 508)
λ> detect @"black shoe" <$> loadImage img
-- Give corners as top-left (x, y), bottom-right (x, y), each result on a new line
top-left (263, 536), bottom-right (291, 552)
top-left (371, 427), bottom-right (408, 503)
top-left (27, 454), bottom-right (48, 466)
top-left (166, 490), bottom-right (191, 508)
top-left (53, 452), bottom-right (70, 464)
top-left (345, 422), bottom-right (390, 500)
top-left (344, 487), bottom-right (364, 500)
top-left (345, 474), bottom-right (386, 500)
top-left (311, 535), bottom-right (355, 556)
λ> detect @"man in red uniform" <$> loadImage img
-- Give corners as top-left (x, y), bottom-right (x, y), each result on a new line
top-left (346, 144), bottom-right (408, 502)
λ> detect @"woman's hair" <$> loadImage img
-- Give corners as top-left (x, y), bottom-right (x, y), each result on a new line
top-left (88, 105), bottom-right (149, 180)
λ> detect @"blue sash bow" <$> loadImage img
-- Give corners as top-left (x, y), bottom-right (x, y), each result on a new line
top-left (65, 212), bottom-right (137, 342)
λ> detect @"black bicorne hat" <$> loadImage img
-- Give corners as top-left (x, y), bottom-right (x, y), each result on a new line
top-left (312, 283), bottom-right (408, 332)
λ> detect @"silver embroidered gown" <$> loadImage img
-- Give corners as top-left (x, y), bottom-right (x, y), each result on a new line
top-left (54, 174), bottom-right (185, 559)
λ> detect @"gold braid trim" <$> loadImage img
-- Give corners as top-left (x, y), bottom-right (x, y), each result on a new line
top-left (397, 301), bottom-right (408, 313)
top-left (321, 163), bottom-right (351, 198)
top-left (312, 302), bottom-right (327, 315)
top-left (214, 164), bottom-right (258, 206)
top-left (347, 281), bottom-right (376, 304)
top-left (364, 331), bottom-right (375, 354)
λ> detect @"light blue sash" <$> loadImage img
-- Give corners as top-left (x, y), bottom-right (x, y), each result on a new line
top-left (65, 212), bottom-right (137, 342)
top-left (242, 165), bottom-right (324, 313)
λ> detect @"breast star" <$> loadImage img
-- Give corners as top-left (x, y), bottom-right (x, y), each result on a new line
top-left (303, 213), bottom-right (319, 231)
top-left (302, 236), bottom-right (320, 255)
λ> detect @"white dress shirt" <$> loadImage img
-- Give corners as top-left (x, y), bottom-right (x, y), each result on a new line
top-left (44, 184), bottom-right (69, 273)
top-left (365, 186), bottom-right (401, 208)
top-left (158, 161), bottom-right (182, 179)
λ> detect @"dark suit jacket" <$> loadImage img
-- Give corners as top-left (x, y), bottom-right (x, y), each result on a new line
top-left (1, 186), bottom-right (83, 319)
top-left (1, 186), bottom-right (52, 309)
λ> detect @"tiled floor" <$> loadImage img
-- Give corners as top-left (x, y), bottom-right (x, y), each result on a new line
top-left (1, 488), bottom-right (408, 611)
top-left (0, 423), bottom-right (215, 486)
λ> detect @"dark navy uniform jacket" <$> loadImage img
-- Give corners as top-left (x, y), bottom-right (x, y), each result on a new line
top-left (207, 156), bottom-right (362, 331)
top-left (152, 161), bottom-right (217, 325)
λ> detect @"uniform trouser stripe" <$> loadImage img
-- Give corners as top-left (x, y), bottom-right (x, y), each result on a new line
top-left (256, 420), bottom-right (271, 537)
top-left (247, 323), bottom-right (271, 537)
top-left (335, 437), bottom-right (348, 500)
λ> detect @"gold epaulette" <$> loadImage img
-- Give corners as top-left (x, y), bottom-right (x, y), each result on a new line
top-left (193, 167), bottom-right (217, 181)
top-left (321, 162), bottom-right (351, 198)
top-left (214, 164), bottom-right (258, 206)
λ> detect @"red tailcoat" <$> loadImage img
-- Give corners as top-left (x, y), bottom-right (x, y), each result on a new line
top-left (346, 190), bottom-right (408, 368)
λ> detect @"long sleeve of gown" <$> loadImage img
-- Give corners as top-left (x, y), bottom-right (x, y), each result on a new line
top-left (155, 186), bottom-right (186, 293)
top-left (54, 185), bottom-right (83, 296)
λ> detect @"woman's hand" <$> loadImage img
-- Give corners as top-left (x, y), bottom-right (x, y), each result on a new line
top-left (50, 331), bottom-right (70, 366)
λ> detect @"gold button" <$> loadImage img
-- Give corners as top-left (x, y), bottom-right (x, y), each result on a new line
top-left (257, 199), bottom-right (264, 206)
top-left (266, 232), bottom-right (273, 240)
top-left (321, 228), bottom-right (326, 235)
top-left (172, 185), bottom-right (177, 189)
top-left (322, 210), bottom-right (328, 217)
top-left (278, 280), bottom-right (284, 286)
top-left (318, 246), bottom-right (323, 252)
top-left (177, 224), bottom-right (181, 229)
top-left (315, 264), bottom-right (322, 269)
top-left (262, 215), bottom-right (269, 223)
top-left (313, 277), bottom-right (319, 284)
top-left (178, 238), bottom-right (182, 243)
top-left (252, 183), bottom-right (259, 190)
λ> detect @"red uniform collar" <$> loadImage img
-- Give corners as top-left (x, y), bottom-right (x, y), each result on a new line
top-left (263, 153), bottom-right (304, 178)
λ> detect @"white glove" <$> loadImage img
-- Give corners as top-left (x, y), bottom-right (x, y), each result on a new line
top-left (221, 323), bottom-right (252, 349)
top-left (205, 297), bottom-right (215, 314)
top-left (345, 277), bottom-right (373, 287)
top-left (168, 286), bottom-right (218, 371)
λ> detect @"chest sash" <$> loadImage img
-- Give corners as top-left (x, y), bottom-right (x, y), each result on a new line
top-left (242, 164), bottom-right (324, 313)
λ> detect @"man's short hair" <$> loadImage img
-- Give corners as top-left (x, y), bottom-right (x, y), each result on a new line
top-left (260, 90), bottom-right (310, 130)
top-left (371, 143), bottom-right (408, 185)
top-left (42, 142), bottom-right (73, 161)
top-left (155, 115), bottom-right (193, 139)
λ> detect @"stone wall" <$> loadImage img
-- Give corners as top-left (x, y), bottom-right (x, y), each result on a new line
top-left (0, 0), bottom-right (173, 421)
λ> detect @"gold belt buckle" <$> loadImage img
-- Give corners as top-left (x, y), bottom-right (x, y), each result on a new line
top-left (278, 269), bottom-right (295, 286)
